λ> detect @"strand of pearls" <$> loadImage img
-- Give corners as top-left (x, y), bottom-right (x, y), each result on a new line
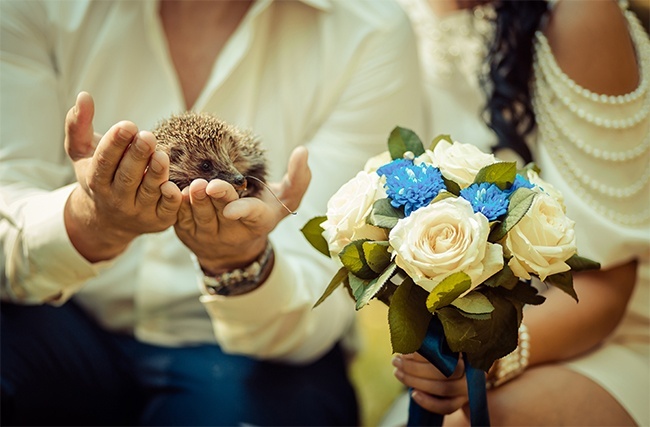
top-left (534, 66), bottom-right (650, 162)
top-left (535, 20), bottom-right (650, 130)
top-left (533, 98), bottom-right (650, 199)
top-left (536, 10), bottom-right (649, 107)
top-left (531, 4), bottom-right (650, 226)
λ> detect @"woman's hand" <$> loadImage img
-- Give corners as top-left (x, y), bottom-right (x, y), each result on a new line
top-left (174, 146), bottom-right (311, 274)
top-left (393, 352), bottom-right (469, 415)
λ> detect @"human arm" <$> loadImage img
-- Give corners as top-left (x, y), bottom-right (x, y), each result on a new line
top-left (0, 0), bottom-right (181, 302)
top-left (189, 3), bottom-right (426, 363)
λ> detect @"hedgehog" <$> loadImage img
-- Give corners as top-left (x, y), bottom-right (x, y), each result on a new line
top-left (152, 111), bottom-right (267, 197)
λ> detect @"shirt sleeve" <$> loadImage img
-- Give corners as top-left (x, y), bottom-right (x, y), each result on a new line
top-left (0, 1), bottom-right (102, 303)
top-left (199, 4), bottom-right (426, 363)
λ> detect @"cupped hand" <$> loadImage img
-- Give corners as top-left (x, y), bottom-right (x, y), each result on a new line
top-left (64, 92), bottom-right (182, 262)
top-left (174, 146), bottom-right (311, 274)
top-left (393, 352), bottom-right (469, 415)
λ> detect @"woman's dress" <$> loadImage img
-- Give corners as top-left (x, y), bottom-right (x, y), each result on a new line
top-left (397, 0), bottom-right (650, 424)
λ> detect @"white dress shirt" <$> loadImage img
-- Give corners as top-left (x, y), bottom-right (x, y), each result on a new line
top-left (0, 0), bottom-right (424, 363)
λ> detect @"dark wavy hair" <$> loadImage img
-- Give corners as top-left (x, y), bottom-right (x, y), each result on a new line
top-left (480, 0), bottom-right (549, 164)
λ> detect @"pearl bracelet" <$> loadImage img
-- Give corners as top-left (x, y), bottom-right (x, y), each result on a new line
top-left (486, 323), bottom-right (530, 389)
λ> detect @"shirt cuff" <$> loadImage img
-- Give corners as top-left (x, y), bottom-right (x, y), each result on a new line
top-left (12, 184), bottom-right (112, 302)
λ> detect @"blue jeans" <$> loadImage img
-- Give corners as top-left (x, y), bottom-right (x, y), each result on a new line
top-left (0, 301), bottom-right (358, 426)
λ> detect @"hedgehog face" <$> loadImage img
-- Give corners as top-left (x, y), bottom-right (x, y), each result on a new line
top-left (153, 112), bottom-right (268, 197)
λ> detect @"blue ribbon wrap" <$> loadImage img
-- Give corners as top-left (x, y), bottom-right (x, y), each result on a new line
top-left (406, 317), bottom-right (491, 427)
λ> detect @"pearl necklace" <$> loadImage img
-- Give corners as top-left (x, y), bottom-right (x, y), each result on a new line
top-left (532, 6), bottom-right (650, 226)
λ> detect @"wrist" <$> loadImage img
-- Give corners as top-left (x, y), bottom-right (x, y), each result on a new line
top-left (64, 188), bottom-right (134, 262)
top-left (202, 240), bottom-right (275, 296)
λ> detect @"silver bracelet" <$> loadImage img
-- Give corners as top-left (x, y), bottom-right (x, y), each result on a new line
top-left (203, 242), bottom-right (274, 296)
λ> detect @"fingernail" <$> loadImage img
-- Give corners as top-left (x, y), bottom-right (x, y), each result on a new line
top-left (149, 157), bottom-right (163, 173)
top-left (393, 368), bottom-right (404, 380)
top-left (194, 189), bottom-right (207, 200)
top-left (134, 134), bottom-right (151, 153)
top-left (117, 127), bottom-right (133, 141)
top-left (392, 355), bottom-right (402, 368)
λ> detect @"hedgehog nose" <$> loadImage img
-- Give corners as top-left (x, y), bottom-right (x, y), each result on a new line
top-left (233, 175), bottom-right (246, 187)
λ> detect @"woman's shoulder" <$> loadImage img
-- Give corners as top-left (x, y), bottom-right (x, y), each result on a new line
top-left (542, 0), bottom-right (641, 96)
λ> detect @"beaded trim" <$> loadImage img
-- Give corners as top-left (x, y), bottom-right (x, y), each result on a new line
top-left (531, 5), bottom-right (650, 226)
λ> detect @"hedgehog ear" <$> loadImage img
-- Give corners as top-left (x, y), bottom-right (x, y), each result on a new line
top-left (169, 147), bottom-right (183, 162)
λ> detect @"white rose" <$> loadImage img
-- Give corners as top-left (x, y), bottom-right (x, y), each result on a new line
top-left (504, 193), bottom-right (577, 281)
top-left (321, 171), bottom-right (388, 257)
top-left (364, 151), bottom-right (393, 173)
top-left (388, 197), bottom-right (504, 294)
top-left (425, 140), bottom-right (498, 188)
top-left (525, 169), bottom-right (566, 211)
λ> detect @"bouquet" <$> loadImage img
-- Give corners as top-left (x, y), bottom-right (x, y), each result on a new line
top-left (301, 127), bottom-right (600, 426)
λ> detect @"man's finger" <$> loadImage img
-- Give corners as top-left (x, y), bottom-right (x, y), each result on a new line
top-left (65, 91), bottom-right (96, 161)
top-left (157, 180), bottom-right (182, 222)
top-left (137, 151), bottom-right (170, 207)
top-left (114, 131), bottom-right (156, 189)
top-left (87, 121), bottom-right (138, 189)
top-left (276, 146), bottom-right (311, 214)
top-left (188, 180), bottom-right (219, 233)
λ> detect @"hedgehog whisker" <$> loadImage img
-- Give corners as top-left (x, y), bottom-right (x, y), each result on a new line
top-left (246, 175), bottom-right (297, 216)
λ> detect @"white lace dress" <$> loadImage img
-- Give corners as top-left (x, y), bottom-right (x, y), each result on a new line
top-left (397, 0), bottom-right (650, 425)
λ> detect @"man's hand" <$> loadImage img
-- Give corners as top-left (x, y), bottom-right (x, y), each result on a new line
top-left (174, 146), bottom-right (311, 274)
top-left (63, 92), bottom-right (183, 262)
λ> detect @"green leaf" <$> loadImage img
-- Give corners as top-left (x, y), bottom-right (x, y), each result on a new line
top-left (429, 134), bottom-right (453, 151)
top-left (545, 271), bottom-right (579, 302)
top-left (488, 188), bottom-right (536, 242)
top-left (300, 216), bottom-right (330, 257)
top-left (339, 240), bottom-right (377, 280)
top-left (483, 264), bottom-right (519, 290)
top-left (388, 277), bottom-right (432, 354)
top-left (441, 176), bottom-right (461, 196)
top-left (356, 263), bottom-right (398, 310)
top-left (388, 126), bottom-right (425, 160)
top-left (426, 272), bottom-right (472, 313)
top-left (518, 162), bottom-right (541, 176)
top-left (439, 284), bottom-right (534, 371)
top-left (348, 272), bottom-right (367, 303)
top-left (505, 280), bottom-right (546, 307)
top-left (566, 254), bottom-right (601, 272)
top-left (474, 162), bottom-right (517, 190)
top-left (313, 267), bottom-right (349, 308)
top-left (376, 280), bottom-right (398, 307)
top-left (451, 291), bottom-right (495, 315)
top-left (367, 198), bottom-right (405, 229)
top-left (436, 307), bottom-right (481, 353)
top-left (430, 191), bottom-right (457, 204)
top-left (362, 241), bottom-right (392, 273)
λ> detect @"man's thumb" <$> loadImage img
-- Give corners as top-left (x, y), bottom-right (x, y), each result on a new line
top-left (65, 91), bottom-right (96, 161)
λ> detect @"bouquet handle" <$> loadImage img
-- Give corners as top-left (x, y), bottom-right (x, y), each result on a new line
top-left (406, 317), bottom-right (490, 427)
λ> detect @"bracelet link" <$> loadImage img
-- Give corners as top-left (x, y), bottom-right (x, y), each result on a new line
top-left (202, 242), bottom-right (274, 296)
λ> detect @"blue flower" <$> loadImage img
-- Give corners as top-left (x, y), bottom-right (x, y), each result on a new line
top-left (460, 182), bottom-right (509, 221)
top-left (505, 174), bottom-right (535, 195)
top-left (377, 158), bottom-right (413, 178)
top-left (382, 161), bottom-right (446, 216)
